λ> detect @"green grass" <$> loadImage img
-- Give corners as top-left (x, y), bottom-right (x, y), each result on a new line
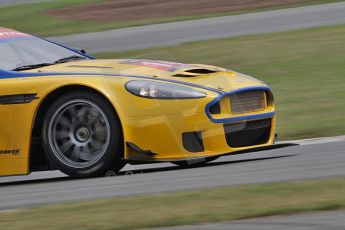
top-left (0, 178), bottom-right (344, 230)
top-left (0, 0), bottom-right (100, 37)
top-left (95, 24), bottom-right (345, 140)
top-left (0, 0), bottom-right (344, 37)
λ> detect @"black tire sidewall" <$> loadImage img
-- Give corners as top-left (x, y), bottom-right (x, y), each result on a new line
top-left (42, 90), bottom-right (124, 177)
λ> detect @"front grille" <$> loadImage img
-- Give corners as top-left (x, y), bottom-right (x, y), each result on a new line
top-left (230, 91), bottom-right (265, 114)
top-left (224, 119), bottom-right (271, 148)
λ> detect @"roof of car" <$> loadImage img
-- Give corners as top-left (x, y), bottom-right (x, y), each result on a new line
top-left (0, 27), bottom-right (32, 40)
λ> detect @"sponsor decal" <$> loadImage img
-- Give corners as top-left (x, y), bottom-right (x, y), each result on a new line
top-left (0, 28), bottom-right (31, 39)
top-left (121, 59), bottom-right (193, 72)
top-left (0, 149), bottom-right (20, 155)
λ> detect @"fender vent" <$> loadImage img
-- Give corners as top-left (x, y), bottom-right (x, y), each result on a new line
top-left (0, 93), bottom-right (39, 104)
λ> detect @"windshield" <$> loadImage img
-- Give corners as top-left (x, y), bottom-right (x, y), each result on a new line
top-left (0, 37), bottom-right (88, 71)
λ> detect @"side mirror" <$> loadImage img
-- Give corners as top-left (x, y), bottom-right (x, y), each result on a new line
top-left (72, 48), bottom-right (86, 55)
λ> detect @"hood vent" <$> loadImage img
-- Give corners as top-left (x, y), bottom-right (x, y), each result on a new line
top-left (173, 68), bottom-right (219, 77)
top-left (173, 74), bottom-right (197, 77)
top-left (185, 69), bottom-right (218, 74)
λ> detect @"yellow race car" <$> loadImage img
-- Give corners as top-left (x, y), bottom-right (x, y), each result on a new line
top-left (0, 28), bottom-right (276, 177)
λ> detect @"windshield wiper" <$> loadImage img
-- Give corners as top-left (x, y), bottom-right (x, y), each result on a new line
top-left (12, 63), bottom-right (53, 71)
top-left (11, 56), bottom-right (86, 71)
top-left (54, 55), bottom-right (86, 64)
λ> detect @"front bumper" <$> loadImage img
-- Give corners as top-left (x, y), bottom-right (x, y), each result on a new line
top-left (122, 86), bottom-right (276, 161)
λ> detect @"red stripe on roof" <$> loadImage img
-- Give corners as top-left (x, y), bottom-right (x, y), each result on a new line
top-left (0, 28), bottom-right (31, 39)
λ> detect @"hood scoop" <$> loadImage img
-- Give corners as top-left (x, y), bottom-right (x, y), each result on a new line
top-left (185, 69), bottom-right (219, 74)
top-left (173, 68), bottom-right (219, 78)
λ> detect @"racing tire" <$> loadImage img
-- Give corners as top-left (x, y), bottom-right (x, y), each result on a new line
top-left (42, 90), bottom-right (125, 177)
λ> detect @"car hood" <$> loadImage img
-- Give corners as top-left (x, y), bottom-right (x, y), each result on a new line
top-left (29, 59), bottom-right (268, 92)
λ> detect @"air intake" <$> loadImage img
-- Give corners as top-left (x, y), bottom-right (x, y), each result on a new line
top-left (185, 69), bottom-right (218, 74)
top-left (230, 91), bottom-right (265, 114)
top-left (173, 68), bottom-right (219, 77)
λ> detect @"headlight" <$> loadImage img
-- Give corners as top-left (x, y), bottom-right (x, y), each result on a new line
top-left (125, 80), bottom-right (207, 99)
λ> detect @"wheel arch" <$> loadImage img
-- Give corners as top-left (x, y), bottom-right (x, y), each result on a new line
top-left (30, 84), bottom-right (124, 171)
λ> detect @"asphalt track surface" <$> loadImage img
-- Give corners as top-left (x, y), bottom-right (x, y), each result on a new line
top-left (154, 211), bottom-right (345, 230)
top-left (50, 2), bottom-right (345, 53)
top-left (0, 139), bottom-right (344, 211)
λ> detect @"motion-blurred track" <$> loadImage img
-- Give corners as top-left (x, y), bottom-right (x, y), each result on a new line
top-left (50, 2), bottom-right (345, 52)
top-left (0, 140), bottom-right (344, 211)
top-left (154, 211), bottom-right (345, 230)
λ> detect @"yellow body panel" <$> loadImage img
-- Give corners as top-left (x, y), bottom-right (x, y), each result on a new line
top-left (0, 59), bottom-right (276, 176)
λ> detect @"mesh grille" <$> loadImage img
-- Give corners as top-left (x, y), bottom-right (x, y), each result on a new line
top-left (224, 119), bottom-right (271, 148)
top-left (230, 91), bottom-right (265, 114)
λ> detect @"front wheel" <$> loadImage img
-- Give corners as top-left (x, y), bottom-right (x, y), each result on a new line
top-left (42, 90), bottom-right (125, 177)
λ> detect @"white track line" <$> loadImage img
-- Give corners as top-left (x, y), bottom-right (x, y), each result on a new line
top-left (280, 136), bottom-right (345, 146)
top-left (0, 209), bottom-right (16, 213)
